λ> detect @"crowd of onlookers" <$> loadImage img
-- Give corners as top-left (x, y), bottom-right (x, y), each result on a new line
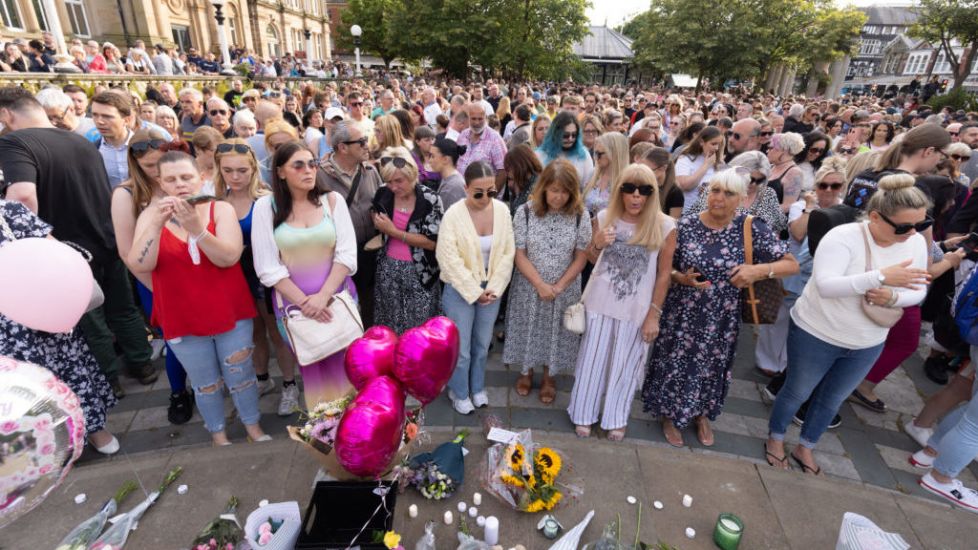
top-left (3, 73), bottom-right (978, 512)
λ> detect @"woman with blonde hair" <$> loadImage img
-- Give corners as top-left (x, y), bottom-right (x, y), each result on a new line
top-left (495, 96), bottom-right (512, 136)
top-left (639, 147), bottom-right (684, 219)
top-left (581, 115), bottom-right (604, 156)
top-left (531, 114), bottom-right (550, 149)
top-left (643, 169), bottom-right (798, 447)
top-left (372, 114), bottom-right (406, 158)
top-left (156, 105), bottom-right (179, 137)
top-left (370, 146), bottom-right (445, 334)
top-left (507, 160), bottom-right (592, 403)
top-left (191, 126), bottom-right (224, 194)
top-left (569, 164), bottom-right (677, 441)
top-left (582, 132), bottom-right (629, 218)
top-left (259, 119), bottom-right (300, 182)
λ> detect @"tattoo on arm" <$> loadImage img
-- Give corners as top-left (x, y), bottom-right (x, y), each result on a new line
top-left (783, 171), bottom-right (803, 202)
top-left (137, 238), bottom-right (154, 264)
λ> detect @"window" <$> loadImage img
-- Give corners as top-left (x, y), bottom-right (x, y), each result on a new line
top-left (227, 8), bottom-right (238, 45)
top-left (266, 24), bottom-right (281, 58)
top-left (860, 39), bottom-right (882, 56)
top-left (65, 0), bottom-right (91, 37)
top-left (31, 0), bottom-right (48, 31)
top-left (905, 53), bottom-right (929, 75)
top-left (172, 25), bottom-right (192, 52)
top-left (0, 0), bottom-right (22, 29)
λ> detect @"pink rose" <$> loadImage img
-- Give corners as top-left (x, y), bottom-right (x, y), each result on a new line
top-left (40, 444), bottom-right (55, 455)
top-left (258, 532), bottom-right (273, 545)
top-left (0, 421), bottom-right (18, 435)
top-left (38, 464), bottom-right (53, 474)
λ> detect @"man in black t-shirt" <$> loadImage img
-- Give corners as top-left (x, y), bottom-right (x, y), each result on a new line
top-left (0, 87), bottom-right (156, 394)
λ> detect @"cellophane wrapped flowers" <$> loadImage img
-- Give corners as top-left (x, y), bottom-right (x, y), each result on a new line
top-left (483, 430), bottom-right (578, 513)
top-left (190, 496), bottom-right (244, 550)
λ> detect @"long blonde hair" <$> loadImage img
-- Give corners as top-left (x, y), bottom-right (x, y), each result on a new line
top-left (601, 164), bottom-right (666, 251)
top-left (374, 114), bottom-right (406, 151)
top-left (496, 96), bottom-right (511, 119)
top-left (213, 138), bottom-right (268, 200)
top-left (583, 132), bottom-right (628, 199)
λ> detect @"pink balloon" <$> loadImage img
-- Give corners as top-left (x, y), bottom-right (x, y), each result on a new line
top-left (334, 376), bottom-right (406, 478)
top-left (344, 326), bottom-right (398, 390)
top-left (393, 316), bottom-right (460, 405)
top-left (0, 238), bottom-right (94, 333)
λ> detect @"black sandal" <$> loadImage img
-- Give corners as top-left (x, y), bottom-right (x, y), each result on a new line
top-left (849, 389), bottom-right (886, 413)
top-left (791, 453), bottom-right (822, 476)
top-left (764, 444), bottom-right (789, 469)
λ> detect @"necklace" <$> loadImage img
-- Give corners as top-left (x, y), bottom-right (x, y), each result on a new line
top-left (396, 206), bottom-right (410, 213)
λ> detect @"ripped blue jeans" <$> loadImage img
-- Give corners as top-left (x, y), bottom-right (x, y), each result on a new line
top-left (166, 319), bottom-right (260, 433)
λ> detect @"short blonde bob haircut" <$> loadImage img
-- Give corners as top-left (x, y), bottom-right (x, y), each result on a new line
top-left (379, 146), bottom-right (419, 184)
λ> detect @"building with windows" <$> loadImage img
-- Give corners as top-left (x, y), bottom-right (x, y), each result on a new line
top-left (572, 25), bottom-right (635, 85)
top-left (0, 0), bottom-right (332, 62)
top-left (844, 5), bottom-right (917, 81)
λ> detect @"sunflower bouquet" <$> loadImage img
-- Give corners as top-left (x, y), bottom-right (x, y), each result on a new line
top-left (483, 430), bottom-right (577, 513)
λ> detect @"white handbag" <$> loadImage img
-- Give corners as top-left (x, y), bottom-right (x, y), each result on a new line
top-left (562, 252), bottom-right (598, 336)
top-left (276, 290), bottom-right (363, 366)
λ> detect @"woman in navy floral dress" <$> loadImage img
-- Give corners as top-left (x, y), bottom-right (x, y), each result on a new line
top-left (642, 170), bottom-right (797, 448)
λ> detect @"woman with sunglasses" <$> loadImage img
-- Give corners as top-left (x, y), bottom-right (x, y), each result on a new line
top-left (666, 115), bottom-right (686, 149)
top-left (111, 129), bottom-right (193, 423)
top-left (370, 147), bottom-right (444, 334)
top-left (766, 174), bottom-right (930, 474)
top-left (129, 151), bottom-right (268, 446)
top-left (507, 160), bottom-right (591, 404)
top-left (688, 151), bottom-right (786, 236)
top-left (213, 139), bottom-right (299, 416)
top-left (570, 164), bottom-right (676, 441)
top-left (436, 161), bottom-right (515, 415)
top-left (795, 131), bottom-right (831, 193)
top-left (253, 141), bottom-right (359, 410)
top-left (644, 169), bottom-right (797, 448)
top-left (536, 111), bottom-right (594, 187)
top-left (945, 142), bottom-right (973, 188)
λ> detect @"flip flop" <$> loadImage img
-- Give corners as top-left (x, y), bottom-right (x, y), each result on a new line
top-left (539, 376), bottom-right (557, 404)
top-left (791, 453), bottom-right (822, 476)
top-left (764, 443), bottom-right (789, 470)
top-left (662, 421), bottom-right (684, 448)
top-left (696, 419), bottom-right (715, 447)
top-left (515, 372), bottom-right (533, 397)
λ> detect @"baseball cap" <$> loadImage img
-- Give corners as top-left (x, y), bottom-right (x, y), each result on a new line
top-left (324, 107), bottom-right (345, 121)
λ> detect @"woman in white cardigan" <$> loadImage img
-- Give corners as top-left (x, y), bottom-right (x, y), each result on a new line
top-left (436, 160), bottom-right (516, 415)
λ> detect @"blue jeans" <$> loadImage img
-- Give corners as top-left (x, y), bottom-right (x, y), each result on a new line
top-left (166, 319), bottom-right (260, 433)
top-left (769, 320), bottom-right (884, 448)
top-left (442, 284), bottom-right (501, 400)
top-left (929, 345), bottom-right (978, 478)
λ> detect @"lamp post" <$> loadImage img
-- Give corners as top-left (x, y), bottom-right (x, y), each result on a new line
top-left (303, 28), bottom-right (313, 68)
top-left (350, 24), bottom-right (362, 77)
top-left (211, 0), bottom-right (237, 75)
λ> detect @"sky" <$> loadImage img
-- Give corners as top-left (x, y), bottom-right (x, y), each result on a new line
top-left (587, 0), bottom-right (915, 27)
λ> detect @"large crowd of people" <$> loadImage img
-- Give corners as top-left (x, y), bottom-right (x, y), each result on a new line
top-left (2, 74), bottom-right (978, 512)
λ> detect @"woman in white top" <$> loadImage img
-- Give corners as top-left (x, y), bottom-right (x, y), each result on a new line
top-left (582, 132), bottom-right (629, 219)
top-left (568, 164), bottom-right (677, 442)
top-left (675, 125), bottom-right (724, 211)
top-left (766, 174), bottom-right (931, 475)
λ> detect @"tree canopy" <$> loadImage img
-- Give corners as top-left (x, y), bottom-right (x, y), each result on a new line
top-left (909, 0), bottom-right (978, 92)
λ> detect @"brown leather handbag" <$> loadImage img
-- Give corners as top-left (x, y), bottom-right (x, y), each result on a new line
top-left (741, 215), bottom-right (784, 324)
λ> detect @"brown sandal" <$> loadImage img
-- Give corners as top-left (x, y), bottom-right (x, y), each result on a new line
top-left (539, 376), bottom-right (556, 404)
top-left (515, 372), bottom-right (533, 396)
top-left (696, 418), bottom-right (715, 447)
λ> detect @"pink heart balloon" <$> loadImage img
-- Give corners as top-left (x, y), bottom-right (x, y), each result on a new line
top-left (334, 376), bottom-right (406, 478)
top-left (344, 326), bottom-right (398, 390)
top-left (0, 238), bottom-right (94, 333)
top-left (393, 316), bottom-right (460, 405)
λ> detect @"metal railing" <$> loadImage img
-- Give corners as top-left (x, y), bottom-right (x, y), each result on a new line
top-left (0, 73), bottom-right (343, 93)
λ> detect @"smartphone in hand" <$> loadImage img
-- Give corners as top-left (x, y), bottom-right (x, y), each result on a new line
top-left (185, 194), bottom-right (218, 205)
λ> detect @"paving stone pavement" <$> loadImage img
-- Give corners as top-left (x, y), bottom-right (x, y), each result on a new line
top-left (86, 326), bottom-right (978, 507)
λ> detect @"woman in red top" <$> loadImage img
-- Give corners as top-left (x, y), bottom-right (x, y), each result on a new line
top-left (129, 151), bottom-right (267, 446)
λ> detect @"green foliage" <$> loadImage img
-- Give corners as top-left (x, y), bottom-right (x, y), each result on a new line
top-left (336, 0), bottom-right (401, 67)
top-left (928, 87), bottom-right (978, 112)
top-left (909, 0), bottom-right (978, 91)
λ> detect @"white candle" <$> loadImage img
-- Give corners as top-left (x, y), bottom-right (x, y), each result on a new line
top-left (685, 527), bottom-right (696, 539)
top-left (473, 492), bottom-right (482, 505)
top-left (408, 504), bottom-right (418, 518)
top-left (457, 501), bottom-right (468, 513)
top-left (444, 511), bottom-right (454, 525)
top-left (484, 516), bottom-right (500, 545)
top-left (469, 506), bottom-right (478, 517)
top-left (682, 494), bottom-right (693, 507)
top-left (653, 500), bottom-right (664, 510)
top-left (720, 517), bottom-right (741, 532)
top-left (477, 516), bottom-right (486, 527)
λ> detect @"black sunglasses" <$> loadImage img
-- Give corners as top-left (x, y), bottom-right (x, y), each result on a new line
top-left (380, 156), bottom-right (409, 168)
top-left (952, 154), bottom-right (971, 162)
top-left (208, 109), bottom-right (228, 116)
top-left (808, 147), bottom-right (825, 155)
top-left (289, 159), bottom-right (319, 170)
top-left (562, 132), bottom-right (578, 140)
top-left (349, 101), bottom-right (363, 107)
top-left (817, 182), bottom-right (844, 191)
top-left (749, 175), bottom-right (765, 185)
top-left (839, 147), bottom-right (855, 154)
top-left (472, 189), bottom-right (498, 199)
top-left (343, 137), bottom-right (368, 147)
top-left (620, 182), bottom-right (654, 196)
top-left (879, 212), bottom-right (933, 235)
top-left (215, 143), bottom-right (251, 154)
top-left (130, 139), bottom-right (166, 153)
top-left (760, 131), bottom-right (773, 137)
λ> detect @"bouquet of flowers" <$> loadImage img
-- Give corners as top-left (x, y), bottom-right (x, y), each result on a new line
top-left (295, 394), bottom-right (354, 454)
top-left (89, 466), bottom-right (183, 550)
top-left (482, 430), bottom-right (578, 513)
top-left (244, 501), bottom-right (302, 550)
top-left (404, 430), bottom-right (468, 500)
top-left (54, 481), bottom-right (137, 550)
top-left (190, 496), bottom-right (244, 550)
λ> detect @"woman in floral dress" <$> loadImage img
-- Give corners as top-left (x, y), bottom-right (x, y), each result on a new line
top-left (0, 200), bottom-right (119, 453)
top-left (642, 169), bottom-right (798, 448)
top-left (505, 160), bottom-right (591, 403)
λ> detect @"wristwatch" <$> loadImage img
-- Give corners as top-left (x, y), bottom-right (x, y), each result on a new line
top-left (767, 265), bottom-right (775, 279)
top-left (877, 271), bottom-right (886, 284)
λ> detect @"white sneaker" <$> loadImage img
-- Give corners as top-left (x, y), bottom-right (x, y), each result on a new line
top-left (920, 473), bottom-right (978, 513)
top-left (278, 384), bottom-right (300, 416)
top-left (452, 397), bottom-right (475, 415)
top-left (471, 391), bottom-right (489, 408)
top-left (256, 377), bottom-right (276, 397)
top-left (909, 449), bottom-right (935, 469)
top-left (903, 417), bottom-right (934, 448)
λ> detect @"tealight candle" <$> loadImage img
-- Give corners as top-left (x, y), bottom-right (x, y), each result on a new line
top-left (685, 527), bottom-right (696, 539)
top-left (682, 494), bottom-right (693, 507)
top-left (653, 500), bottom-right (664, 510)
top-left (469, 506), bottom-right (478, 518)
top-left (408, 504), bottom-right (418, 518)
top-left (477, 516), bottom-right (486, 527)
top-left (713, 513), bottom-right (744, 550)
top-left (458, 501), bottom-right (468, 513)
top-left (485, 516), bottom-right (500, 545)
top-left (444, 511), bottom-right (454, 525)
top-left (473, 492), bottom-right (482, 505)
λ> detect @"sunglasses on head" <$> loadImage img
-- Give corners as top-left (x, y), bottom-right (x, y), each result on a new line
top-left (380, 156), bottom-right (409, 168)
top-left (952, 154), bottom-right (971, 162)
top-left (289, 159), bottom-right (319, 170)
top-left (130, 139), bottom-right (166, 153)
top-left (562, 131), bottom-right (578, 140)
top-left (620, 182), bottom-right (654, 196)
top-left (343, 137), bottom-right (368, 147)
top-left (472, 189), bottom-right (498, 199)
top-left (818, 182), bottom-right (844, 191)
top-left (208, 109), bottom-right (228, 116)
top-left (215, 143), bottom-right (251, 154)
top-left (879, 212), bottom-right (933, 235)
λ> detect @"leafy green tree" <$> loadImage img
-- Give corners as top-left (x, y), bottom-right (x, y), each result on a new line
top-left (909, 0), bottom-right (978, 92)
top-left (335, 0), bottom-right (401, 69)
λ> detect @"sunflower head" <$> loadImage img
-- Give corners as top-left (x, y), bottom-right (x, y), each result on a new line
top-left (507, 443), bottom-right (526, 472)
top-left (535, 448), bottom-right (562, 482)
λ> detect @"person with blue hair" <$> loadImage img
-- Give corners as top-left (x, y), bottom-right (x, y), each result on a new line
top-left (535, 111), bottom-right (594, 187)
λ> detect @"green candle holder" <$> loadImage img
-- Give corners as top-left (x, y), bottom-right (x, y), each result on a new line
top-left (713, 512), bottom-right (744, 550)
